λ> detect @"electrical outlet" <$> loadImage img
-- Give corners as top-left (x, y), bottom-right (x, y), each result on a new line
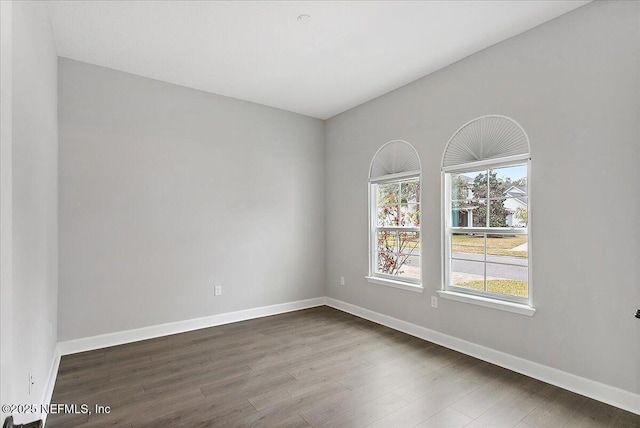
top-left (29, 371), bottom-right (34, 395)
top-left (214, 285), bottom-right (222, 296)
top-left (340, 276), bottom-right (345, 286)
top-left (431, 296), bottom-right (438, 308)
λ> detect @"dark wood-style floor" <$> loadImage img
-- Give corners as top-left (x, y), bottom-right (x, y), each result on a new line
top-left (47, 306), bottom-right (639, 428)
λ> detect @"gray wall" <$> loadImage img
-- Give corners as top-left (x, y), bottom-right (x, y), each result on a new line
top-left (58, 59), bottom-right (326, 341)
top-left (0, 0), bottom-right (59, 421)
top-left (325, 0), bottom-right (639, 395)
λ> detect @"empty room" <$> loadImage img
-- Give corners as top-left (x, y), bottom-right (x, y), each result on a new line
top-left (1, 0), bottom-right (639, 427)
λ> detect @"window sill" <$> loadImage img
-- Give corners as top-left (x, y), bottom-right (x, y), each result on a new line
top-left (365, 276), bottom-right (424, 293)
top-left (437, 290), bottom-right (535, 316)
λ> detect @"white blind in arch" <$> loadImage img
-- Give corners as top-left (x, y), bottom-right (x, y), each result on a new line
top-left (369, 140), bottom-right (421, 181)
top-left (442, 115), bottom-right (530, 168)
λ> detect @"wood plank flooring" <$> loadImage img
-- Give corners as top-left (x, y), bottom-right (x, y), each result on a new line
top-left (47, 306), bottom-right (640, 427)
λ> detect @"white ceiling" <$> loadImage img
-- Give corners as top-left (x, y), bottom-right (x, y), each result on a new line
top-left (48, 1), bottom-right (588, 119)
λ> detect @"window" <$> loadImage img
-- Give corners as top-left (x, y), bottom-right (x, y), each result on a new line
top-left (441, 116), bottom-right (533, 313)
top-left (367, 141), bottom-right (422, 291)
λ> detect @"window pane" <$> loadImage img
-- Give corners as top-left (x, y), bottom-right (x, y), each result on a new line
top-left (400, 180), bottom-right (420, 203)
top-left (451, 175), bottom-right (471, 201)
top-left (377, 182), bottom-right (399, 205)
top-left (451, 170), bottom-right (485, 201)
top-left (377, 252), bottom-right (420, 279)
top-left (451, 259), bottom-right (485, 291)
top-left (451, 200), bottom-right (485, 227)
top-left (377, 204), bottom-right (399, 226)
top-left (377, 230), bottom-right (396, 253)
top-left (472, 200), bottom-right (488, 227)
top-left (376, 231), bottom-right (420, 279)
top-left (378, 204), bottom-right (420, 227)
top-left (397, 230), bottom-right (420, 279)
top-left (397, 255), bottom-right (420, 280)
top-left (504, 198), bottom-right (528, 227)
top-left (399, 231), bottom-right (420, 255)
top-left (451, 201), bottom-right (467, 227)
top-left (486, 263), bottom-right (528, 299)
top-left (486, 235), bottom-right (528, 259)
top-left (492, 164), bottom-right (527, 180)
top-left (376, 229), bottom-right (398, 275)
top-left (487, 171), bottom-right (504, 198)
top-left (377, 251), bottom-right (398, 275)
top-left (400, 204), bottom-right (420, 227)
top-left (488, 199), bottom-right (510, 227)
top-left (490, 165), bottom-right (527, 199)
top-left (451, 233), bottom-right (485, 259)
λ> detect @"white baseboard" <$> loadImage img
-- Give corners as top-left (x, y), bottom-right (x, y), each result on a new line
top-left (326, 297), bottom-right (640, 416)
top-left (57, 297), bottom-right (326, 356)
top-left (41, 344), bottom-right (60, 427)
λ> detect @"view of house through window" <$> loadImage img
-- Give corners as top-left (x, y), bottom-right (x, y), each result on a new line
top-left (446, 162), bottom-right (529, 301)
top-left (374, 177), bottom-right (421, 282)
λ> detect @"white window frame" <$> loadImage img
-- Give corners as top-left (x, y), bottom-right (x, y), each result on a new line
top-left (441, 154), bottom-right (534, 314)
top-left (366, 170), bottom-right (423, 292)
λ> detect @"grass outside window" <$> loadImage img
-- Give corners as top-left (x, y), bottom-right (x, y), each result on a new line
top-left (452, 234), bottom-right (527, 258)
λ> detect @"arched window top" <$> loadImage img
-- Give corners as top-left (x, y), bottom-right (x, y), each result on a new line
top-left (442, 115), bottom-right (530, 169)
top-left (370, 140), bottom-right (421, 181)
